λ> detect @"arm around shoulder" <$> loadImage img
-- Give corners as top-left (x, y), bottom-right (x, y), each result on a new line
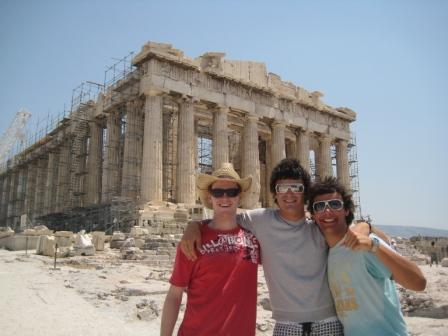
top-left (161, 285), bottom-right (185, 336)
top-left (179, 220), bottom-right (202, 261)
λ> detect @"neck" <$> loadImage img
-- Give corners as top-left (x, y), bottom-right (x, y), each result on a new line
top-left (210, 213), bottom-right (238, 230)
top-left (278, 208), bottom-right (305, 222)
top-left (325, 230), bottom-right (347, 248)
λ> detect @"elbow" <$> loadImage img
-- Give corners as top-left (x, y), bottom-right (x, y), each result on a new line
top-left (408, 276), bottom-right (427, 292)
top-left (415, 276), bottom-right (427, 291)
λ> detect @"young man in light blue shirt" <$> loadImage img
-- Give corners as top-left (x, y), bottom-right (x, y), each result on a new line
top-left (308, 177), bottom-right (426, 336)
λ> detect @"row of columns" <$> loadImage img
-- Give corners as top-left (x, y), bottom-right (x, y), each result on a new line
top-left (0, 92), bottom-right (351, 227)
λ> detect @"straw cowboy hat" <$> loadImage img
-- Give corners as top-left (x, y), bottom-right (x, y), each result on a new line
top-left (197, 163), bottom-right (252, 209)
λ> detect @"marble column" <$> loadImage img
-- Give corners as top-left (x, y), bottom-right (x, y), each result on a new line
top-left (271, 121), bottom-right (286, 167)
top-left (44, 151), bottom-right (59, 214)
top-left (141, 94), bottom-right (163, 202)
top-left (122, 101), bottom-right (141, 199)
top-left (265, 139), bottom-right (275, 207)
top-left (24, 161), bottom-right (37, 221)
top-left (176, 97), bottom-right (196, 204)
top-left (0, 176), bottom-right (3, 220)
top-left (16, 167), bottom-right (27, 226)
top-left (102, 110), bottom-right (121, 202)
top-left (55, 140), bottom-right (71, 212)
top-left (212, 106), bottom-right (229, 170)
top-left (86, 119), bottom-right (103, 204)
top-left (317, 134), bottom-right (333, 180)
top-left (241, 115), bottom-right (260, 209)
top-left (336, 139), bottom-right (350, 190)
top-left (0, 174), bottom-right (11, 225)
top-left (33, 157), bottom-right (48, 218)
top-left (6, 170), bottom-right (18, 228)
top-left (296, 129), bottom-right (311, 173)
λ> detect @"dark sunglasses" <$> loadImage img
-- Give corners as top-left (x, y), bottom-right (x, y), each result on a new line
top-left (209, 188), bottom-right (241, 198)
top-left (312, 199), bottom-right (344, 213)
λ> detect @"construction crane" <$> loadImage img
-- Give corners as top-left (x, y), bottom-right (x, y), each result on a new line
top-left (0, 108), bottom-right (31, 163)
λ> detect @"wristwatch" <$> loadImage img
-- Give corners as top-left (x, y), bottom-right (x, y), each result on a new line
top-left (370, 236), bottom-right (380, 253)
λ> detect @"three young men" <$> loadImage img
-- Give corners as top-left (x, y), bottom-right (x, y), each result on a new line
top-left (308, 177), bottom-right (426, 335)
top-left (160, 163), bottom-right (259, 335)
top-left (181, 159), bottom-right (360, 335)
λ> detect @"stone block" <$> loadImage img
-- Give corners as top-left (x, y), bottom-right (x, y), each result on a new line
top-left (91, 231), bottom-right (106, 251)
top-left (111, 231), bottom-right (126, 241)
top-left (36, 235), bottom-right (56, 257)
top-left (3, 235), bottom-right (39, 251)
top-left (71, 245), bottom-right (95, 256)
top-left (130, 226), bottom-right (149, 237)
top-left (54, 236), bottom-right (73, 248)
top-left (54, 231), bottom-right (73, 238)
top-left (0, 226), bottom-right (14, 239)
top-left (441, 258), bottom-right (448, 267)
top-left (110, 240), bottom-right (126, 249)
top-left (134, 238), bottom-right (145, 249)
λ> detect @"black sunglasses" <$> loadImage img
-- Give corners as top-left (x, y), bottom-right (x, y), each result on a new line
top-left (209, 188), bottom-right (241, 198)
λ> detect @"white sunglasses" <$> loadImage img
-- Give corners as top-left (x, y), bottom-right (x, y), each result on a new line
top-left (312, 199), bottom-right (344, 213)
top-left (275, 183), bottom-right (305, 194)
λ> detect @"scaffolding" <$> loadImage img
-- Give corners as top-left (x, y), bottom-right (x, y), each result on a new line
top-left (196, 124), bottom-right (213, 174)
top-left (348, 133), bottom-right (362, 220)
top-left (0, 108), bottom-right (31, 170)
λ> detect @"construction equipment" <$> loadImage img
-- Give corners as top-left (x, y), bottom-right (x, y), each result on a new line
top-left (0, 108), bottom-right (31, 163)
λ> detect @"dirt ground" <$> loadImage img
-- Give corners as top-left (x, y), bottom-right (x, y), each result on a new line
top-left (0, 248), bottom-right (446, 336)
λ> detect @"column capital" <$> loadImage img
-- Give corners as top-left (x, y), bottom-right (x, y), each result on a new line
top-left (246, 114), bottom-right (259, 123)
top-left (297, 128), bottom-right (310, 136)
top-left (215, 105), bottom-right (230, 114)
top-left (175, 94), bottom-right (198, 104)
top-left (272, 120), bottom-right (286, 129)
top-left (335, 138), bottom-right (348, 146)
top-left (143, 87), bottom-right (166, 97)
top-left (318, 133), bottom-right (333, 143)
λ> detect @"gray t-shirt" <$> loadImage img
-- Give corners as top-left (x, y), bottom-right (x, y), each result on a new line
top-left (238, 208), bottom-right (336, 322)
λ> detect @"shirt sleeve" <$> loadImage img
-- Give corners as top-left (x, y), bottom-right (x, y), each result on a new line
top-left (169, 244), bottom-right (196, 288)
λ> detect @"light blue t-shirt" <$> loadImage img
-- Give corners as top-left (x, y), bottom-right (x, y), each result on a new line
top-left (327, 234), bottom-right (408, 335)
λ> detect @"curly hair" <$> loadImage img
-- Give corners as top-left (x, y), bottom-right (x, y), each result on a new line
top-left (307, 176), bottom-right (355, 225)
top-left (269, 158), bottom-right (311, 202)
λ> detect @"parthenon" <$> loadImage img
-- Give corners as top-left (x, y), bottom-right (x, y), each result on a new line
top-left (0, 42), bottom-right (358, 232)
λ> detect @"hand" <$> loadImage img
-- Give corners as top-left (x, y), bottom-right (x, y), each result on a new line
top-left (179, 221), bottom-right (202, 261)
top-left (343, 228), bottom-right (372, 251)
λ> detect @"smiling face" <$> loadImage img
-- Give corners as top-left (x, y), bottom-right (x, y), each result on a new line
top-left (208, 179), bottom-right (241, 217)
top-left (312, 192), bottom-right (348, 238)
top-left (275, 178), bottom-right (305, 221)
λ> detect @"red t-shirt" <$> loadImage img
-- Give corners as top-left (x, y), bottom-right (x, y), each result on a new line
top-left (170, 222), bottom-right (260, 336)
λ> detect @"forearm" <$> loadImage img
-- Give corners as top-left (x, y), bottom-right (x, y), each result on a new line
top-left (374, 244), bottom-right (426, 291)
top-left (180, 220), bottom-right (202, 260)
top-left (160, 288), bottom-right (183, 336)
top-left (371, 227), bottom-right (390, 244)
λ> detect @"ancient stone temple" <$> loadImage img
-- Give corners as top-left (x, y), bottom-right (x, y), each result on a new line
top-left (0, 42), bottom-right (357, 231)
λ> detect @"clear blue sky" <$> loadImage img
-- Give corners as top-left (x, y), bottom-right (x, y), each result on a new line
top-left (1, 0), bottom-right (447, 229)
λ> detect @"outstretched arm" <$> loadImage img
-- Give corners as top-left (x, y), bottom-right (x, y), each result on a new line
top-left (344, 231), bottom-right (426, 291)
top-left (160, 285), bottom-right (184, 336)
top-left (179, 221), bottom-right (202, 261)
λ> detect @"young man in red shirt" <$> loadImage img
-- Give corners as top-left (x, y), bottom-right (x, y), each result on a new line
top-left (160, 163), bottom-right (260, 336)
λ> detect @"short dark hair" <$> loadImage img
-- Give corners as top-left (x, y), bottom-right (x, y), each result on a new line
top-left (307, 177), bottom-right (355, 225)
top-left (270, 158), bottom-right (311, 202)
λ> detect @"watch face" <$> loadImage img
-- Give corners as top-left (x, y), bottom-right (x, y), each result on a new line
top-left (371, 236), bottom-right (380, 252)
